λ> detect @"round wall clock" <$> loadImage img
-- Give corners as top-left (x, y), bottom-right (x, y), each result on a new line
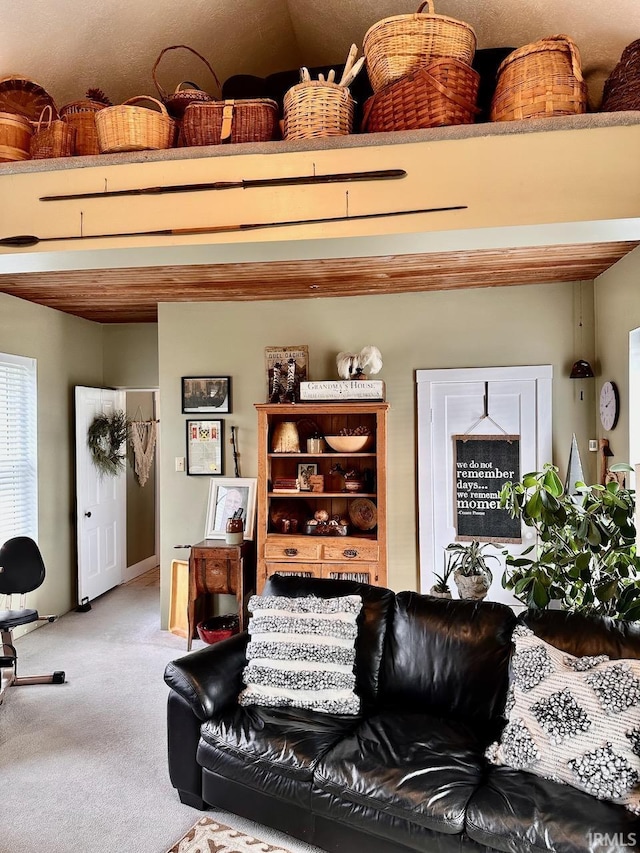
top-left (599, 380), bottom-right (620, 431)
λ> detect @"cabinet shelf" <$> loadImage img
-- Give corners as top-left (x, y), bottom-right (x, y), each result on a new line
top-left (269, 491), bottom-right (377, 498)
top-left (268, 452), bottom-right (376, 458)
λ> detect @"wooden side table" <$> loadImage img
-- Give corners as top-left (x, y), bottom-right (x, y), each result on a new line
top-left (187, 539), bottom-right (255, 651)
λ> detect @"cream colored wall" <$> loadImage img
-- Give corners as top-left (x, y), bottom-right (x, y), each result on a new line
top-left (158, 280), bottom-right (595, 626)
top-left (594, 245), bottom-right (640, 467)
top-left (0, 292), bottom-right (103, 622)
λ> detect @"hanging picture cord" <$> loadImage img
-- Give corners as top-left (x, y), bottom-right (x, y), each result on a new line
top-left (461, 382), bottom-right (512, 441)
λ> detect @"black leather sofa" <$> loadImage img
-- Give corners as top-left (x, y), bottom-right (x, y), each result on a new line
top-left (165, 574), bottom-right (640, 853)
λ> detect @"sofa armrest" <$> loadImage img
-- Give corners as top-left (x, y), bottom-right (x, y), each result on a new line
top-left (164, 632), bottom-right (249, 721)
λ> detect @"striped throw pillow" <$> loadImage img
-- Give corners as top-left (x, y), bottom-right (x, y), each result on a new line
top-left (239, 594), bottom-right (363, 715)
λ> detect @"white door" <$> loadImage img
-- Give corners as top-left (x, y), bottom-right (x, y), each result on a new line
top-left (75, 386), bottom-right (126, 607)
top-left (417, 366), bottom-right (552, 606)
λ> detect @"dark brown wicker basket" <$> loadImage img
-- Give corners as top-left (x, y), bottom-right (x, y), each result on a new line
top-left (602, 39), bottom-right (640, 111)
top-left (152, 45), bottom-right (221, 118)
top-left (182, 99), bottom-right (279, 145)
top-left (361, 60), bottom-right (480, 132)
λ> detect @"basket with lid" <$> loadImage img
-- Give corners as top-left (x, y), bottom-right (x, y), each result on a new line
top-left (153, 44), bottom-right (221, 118)
top-left (363, 0), bottom-right (476, 93)
top-left (30, 105), bottom-right (76, 159)
top-left (182, 98), bottom-right (279, 145)
top-left (490, 35), bottom-right (587, 121)
top-left (95, 96), bottom-right (176, 153)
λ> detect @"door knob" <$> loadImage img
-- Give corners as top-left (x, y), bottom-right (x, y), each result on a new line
top-left (84, 511), bottom-right (92, 518)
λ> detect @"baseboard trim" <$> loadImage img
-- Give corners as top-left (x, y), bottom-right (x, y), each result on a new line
top-left (123, 555), bottom-right (158, 583)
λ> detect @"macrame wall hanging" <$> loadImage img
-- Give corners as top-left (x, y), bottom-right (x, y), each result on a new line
top-left (129, 417), bottom-right (158, 487)
top-left (87, 411), bottom-right (129, 477)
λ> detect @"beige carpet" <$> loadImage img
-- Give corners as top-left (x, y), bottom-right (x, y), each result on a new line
top-left (168, 817), bottom-right (300, 853)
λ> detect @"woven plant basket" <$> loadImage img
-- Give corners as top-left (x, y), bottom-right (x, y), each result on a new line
top-left (30, 105), bottom-right (76, 159)
top-left (95, 96), bottom-right (176, 153)
top-left (0, 111), bottom-right (32, 162)
top-left (602, 39), bottom-right (640, 111)
top-left (361, 60), bottom-right (480, 132)
top-left (60, 99), bottom-right (107, 155)
top-left (153, 45), bottom-right (221, 118)
top-left (491, 35), bottom-right (587, 121)
top-left (182, 98), bottom-right (279, 145)
top-left (363, 0), bottom-right (476, 93)
top-left (284, 81), bottom-right (354, 140)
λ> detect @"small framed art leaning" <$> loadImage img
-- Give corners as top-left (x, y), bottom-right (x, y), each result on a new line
top-left (186, 419), bottom-right (224, 476)
top-left (204, 478), bottom-right (257, 539)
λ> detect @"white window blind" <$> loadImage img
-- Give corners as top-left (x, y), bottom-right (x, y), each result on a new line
top-left (0, 352), bottom-right (37, 544)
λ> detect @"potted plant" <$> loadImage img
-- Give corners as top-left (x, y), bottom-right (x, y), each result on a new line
top-left (430, 552), bottom-right (455, 599)
top-left (499, 463), bottom-right (640, 620)
top-left (446, 540), bottom-right (497, 600)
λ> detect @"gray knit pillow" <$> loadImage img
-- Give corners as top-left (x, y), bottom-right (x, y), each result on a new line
top-left (486, 625), bottom-right (640, 813)
top-left (239, 594), bottom-right (362, 715)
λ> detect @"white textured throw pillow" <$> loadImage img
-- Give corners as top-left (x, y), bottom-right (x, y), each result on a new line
top-left (486, 625), bottom-right (640, 813)
top-left (239, 594), bottom-right (363, 715)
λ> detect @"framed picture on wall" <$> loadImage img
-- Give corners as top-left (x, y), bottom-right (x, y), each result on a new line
top-left (186, 419), bottom-right (224, 475)
top-left (182, 376), bottom-right (231, 414)
top-left (264, 346), bottom-right (308, 403)
top-left (204, 477), bottom-right (257, 539)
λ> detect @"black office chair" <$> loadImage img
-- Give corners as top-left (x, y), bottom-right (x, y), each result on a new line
top-left (0, 536), bottom-right (65, 704)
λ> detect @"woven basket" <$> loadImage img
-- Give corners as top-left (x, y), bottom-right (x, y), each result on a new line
top-left (361, 60), bottom-right (480, 132)
top-left (0, 111), bottom-right (32, 162)
top-left (60, 99), bottom-right (107, 155)
top-left (363, 0), bottom-right (476, 93)
top-left (95, 96), bottom-right (176, 153)
top-left (30, 105), bottom-right (75, 159)
top-left (0, 75), bottom-right (57, 122)
top-left (182, 98), bottom-right (279, 145)
top-left (284, 81), bottom-right (354, 140)
top-left (491, 35), bottom-right (587, 121)
top-left (153, 45), bottom-right (221, 118)
top-left (602, 39), bottom-right (640, 111)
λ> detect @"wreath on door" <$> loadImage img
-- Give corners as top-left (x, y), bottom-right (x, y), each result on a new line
top-left (87, 411), bottom-right (129, 476)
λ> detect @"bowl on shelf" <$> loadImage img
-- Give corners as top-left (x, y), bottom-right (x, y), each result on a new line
top-left (324, 434), bottom-right (372, 452)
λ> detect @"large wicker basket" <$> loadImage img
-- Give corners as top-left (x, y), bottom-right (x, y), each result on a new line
top-left (182, 98), bottom-right (279, 145)
top-left (361, 59), bottom-right (480, 132)
top-left (0, 111), bottom-right (32, 162)
top-left (30, 105), bottom-right (76, 159)
top-left (152, 44), bottom-right (221, 118)
top-left (602, 39), bottom-right (640, 111)
top-left (363, 0), bottom-right (476, 93)
top-left (491, 35), bottom-right (587, 122)
top-left (60, 99), bottom-right (107, 155)
top-left (284, 81), bottom-right (354, 140)
top-left (95, 96), bottom-right (176, 153)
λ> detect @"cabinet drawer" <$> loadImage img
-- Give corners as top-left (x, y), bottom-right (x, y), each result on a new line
top-left (192, 557), bottom-right (236, 594)
top-left (322, 563), bottom-right (376, 583)
top-left (265, 539), bottom-right (320, 561)
top-left (322, 542), bottom-right (379, 562)
top-left (266, 562), bottom-right (321, 579)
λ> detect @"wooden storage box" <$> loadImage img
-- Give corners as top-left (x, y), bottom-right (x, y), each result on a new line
top-left (0, 112), bottom-right (32, 162)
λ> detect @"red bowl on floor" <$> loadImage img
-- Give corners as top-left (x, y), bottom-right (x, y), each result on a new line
top-left (197, 614), bottom-right (239, 644)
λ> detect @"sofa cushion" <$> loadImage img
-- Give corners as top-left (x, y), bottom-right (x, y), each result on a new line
top-left (466, 765), bottom-right (640, 853)
top-left (197, 704), bottom-right (358, 809)
top-left (239, 593), bottom-right (362, 714)
top-left (380, 592), bottom-right (517, 737)
top-left (313, 711), bottom-right (486, 835)
top-left (263, 574), bottom-right (394, 710)
top-left (487, 625), bottom-right (640, 814)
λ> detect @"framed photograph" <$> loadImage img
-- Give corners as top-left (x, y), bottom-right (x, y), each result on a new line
top-left (297, 462), bottom-right (318, 491)
top-left (204, 477), bottom-right (257, 539)
top-left (182, 376), bottom-right (231, 414)
top-left (264, 345), bottom-right (309, 403)
top-left (186, 420), bottom-right (224, 476)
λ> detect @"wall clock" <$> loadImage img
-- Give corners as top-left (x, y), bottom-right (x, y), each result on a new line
top-left (599, 380), bottom-right (620, 431)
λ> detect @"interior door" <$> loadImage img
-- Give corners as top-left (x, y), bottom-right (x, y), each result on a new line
top-left (417, 366), bottom-right (552, 606)
top-left (75, 386), bottom-right (126, 607)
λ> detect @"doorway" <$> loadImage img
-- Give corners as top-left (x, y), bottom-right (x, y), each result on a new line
top-left (416, 366), bottom-right (552, 605)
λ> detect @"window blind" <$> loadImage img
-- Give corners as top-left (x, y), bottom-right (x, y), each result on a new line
top-left (0, 352), bottom-right (37, 544)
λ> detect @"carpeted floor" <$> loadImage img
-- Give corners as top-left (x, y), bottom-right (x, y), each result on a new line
top-left (0, 570), bottom-right (324, 853)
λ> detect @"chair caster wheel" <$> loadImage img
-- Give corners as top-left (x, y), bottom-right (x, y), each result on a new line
top-left (53, 671), bottom-right (65, 684)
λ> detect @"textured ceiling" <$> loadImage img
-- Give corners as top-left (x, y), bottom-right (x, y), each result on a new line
top-left (1, 0), bottom-right (638, 110)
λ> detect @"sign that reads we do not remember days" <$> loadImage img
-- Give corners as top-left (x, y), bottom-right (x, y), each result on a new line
top-left (454, 435), bottom-right (522, 544)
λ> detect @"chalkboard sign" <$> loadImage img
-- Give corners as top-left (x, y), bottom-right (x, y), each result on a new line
top-left (454, 435), bottom-right (521, 543)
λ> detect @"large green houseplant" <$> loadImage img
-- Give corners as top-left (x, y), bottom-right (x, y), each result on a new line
top-left (499, 463), bottom-right (640, 620)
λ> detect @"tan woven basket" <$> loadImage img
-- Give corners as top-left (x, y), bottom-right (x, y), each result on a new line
top-left (0, 111), bottom-right (32, 162)
top-left (284, 81), bottom-right (354, 140)
top-left (491, 35), bottom-right (587, 121)
top-left (153, 45), bottom-right (221, 118)
top-left (363, 0), bottom-right (476, 93)
top-left (60, 99), bottom-right (107, 155)
top-left (30, 105), bottom-right (76, 159)
top-left (182, 98), bottom-right (279, 145)
top-left (95, 96), bottom-right (176, 153)
top-left (361, 59), bottom-right (480, 132)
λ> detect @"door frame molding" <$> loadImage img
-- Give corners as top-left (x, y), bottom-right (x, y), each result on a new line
top-left (416, 365), bottom-right (553, 594)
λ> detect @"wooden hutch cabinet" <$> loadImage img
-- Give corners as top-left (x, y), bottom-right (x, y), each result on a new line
top-left (255, 402), bottom-right (389, 592)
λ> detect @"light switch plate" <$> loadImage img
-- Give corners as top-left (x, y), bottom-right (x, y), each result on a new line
top-left (175, 456), bottom-right (185, 472)
top-left (589, 440), bottom-right (598, 452)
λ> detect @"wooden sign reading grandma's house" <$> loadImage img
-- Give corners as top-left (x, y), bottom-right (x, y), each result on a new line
top-left (300, 380), bottom-right (385, 401)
